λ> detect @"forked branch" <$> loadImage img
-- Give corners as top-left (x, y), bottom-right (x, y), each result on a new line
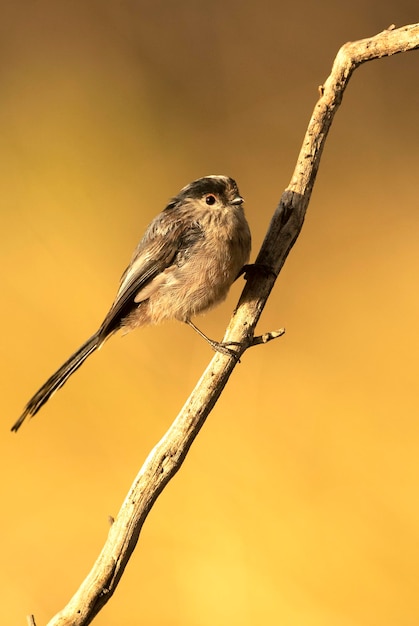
top-left (44, 23), bottom-right (419, 626)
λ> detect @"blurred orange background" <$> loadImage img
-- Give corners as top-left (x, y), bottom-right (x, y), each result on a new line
top-left (2, 2), bottom-right (419, 625)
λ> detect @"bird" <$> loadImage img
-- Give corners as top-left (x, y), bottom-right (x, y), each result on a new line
top-left (12, 175), bottom-right (251, 432)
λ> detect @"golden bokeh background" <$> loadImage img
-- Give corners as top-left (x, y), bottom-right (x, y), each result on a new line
top-left (2, 1), bottom-right (419, 624)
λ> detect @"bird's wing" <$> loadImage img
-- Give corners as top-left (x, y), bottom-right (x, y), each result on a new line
top-left (98, 215), bottom-right (202, 337)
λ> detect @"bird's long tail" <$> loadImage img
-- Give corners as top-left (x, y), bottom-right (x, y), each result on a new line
top-left (11, 332), bottom-right (102, 432)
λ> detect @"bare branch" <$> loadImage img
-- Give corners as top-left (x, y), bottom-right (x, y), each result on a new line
top-left (46, 23), bottom-right (419, 626)
top-left (251, 328), bottom-right (285, 346)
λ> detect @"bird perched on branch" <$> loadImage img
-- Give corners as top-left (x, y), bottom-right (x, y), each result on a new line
top-left (12, 175), bottom-right (251, 432)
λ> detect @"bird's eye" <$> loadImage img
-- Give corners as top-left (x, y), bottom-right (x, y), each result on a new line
top-left (205, 194), bottom-right (217, 205)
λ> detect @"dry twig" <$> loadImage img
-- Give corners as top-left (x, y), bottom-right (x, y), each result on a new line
top-left (41, 23), bottom-right (419, 626)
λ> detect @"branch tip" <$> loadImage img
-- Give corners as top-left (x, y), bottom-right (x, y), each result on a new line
top-left (251, 328), bottom-right (285, 347)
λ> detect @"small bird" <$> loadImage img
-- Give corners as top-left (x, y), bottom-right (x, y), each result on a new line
top-left (12, 175), bottom-right (251, 431)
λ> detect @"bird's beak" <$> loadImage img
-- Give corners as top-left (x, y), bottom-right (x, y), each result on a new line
top-left (232, 195), bottom-right (244, 205)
